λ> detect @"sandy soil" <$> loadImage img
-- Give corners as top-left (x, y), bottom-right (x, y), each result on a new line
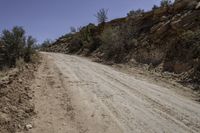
top-left (29, 52), bottom-right (200, 133)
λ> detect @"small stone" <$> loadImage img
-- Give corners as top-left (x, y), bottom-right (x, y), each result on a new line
top-left (18, 79), bottom-right (23, 84)
top-left (18, 124), bottom-right (22, 129)
top-left (0, 112), bottom-right (11, 123)
top-left (25, 124), bottom-right (33, 130)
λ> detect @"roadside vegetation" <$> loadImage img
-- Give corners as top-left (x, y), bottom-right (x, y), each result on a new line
top-left (0, 26), bottom-right (37, 70)
top-left (0, 27), bottom-right (39, 133)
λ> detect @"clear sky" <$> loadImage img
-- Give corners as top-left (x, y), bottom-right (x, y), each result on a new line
top-left (0, 0), bottom-right (161, 43)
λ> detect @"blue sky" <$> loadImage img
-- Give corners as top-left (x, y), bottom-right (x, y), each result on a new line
top-left (0, 0), bottom-right (161, 43)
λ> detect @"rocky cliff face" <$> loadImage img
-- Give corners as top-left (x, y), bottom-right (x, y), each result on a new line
top-left (43, 0), bottom-right (200, 87)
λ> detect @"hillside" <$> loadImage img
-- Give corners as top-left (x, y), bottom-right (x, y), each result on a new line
top-left (42, 0), bottom-right (200, 89)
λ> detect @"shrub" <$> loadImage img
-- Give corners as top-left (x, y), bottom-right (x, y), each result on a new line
top-left (0, 41), bottom-right (5, 68)
top-left (100, 28), bottom-right (113, 59)
top-left (180, 30), bottom-right (200, 84)
top-left (1, 26), bottom-right (26, 66)
top-left (164, 29), bottom-right (200, 81)
top-left (95, 8), bottom-right (108, 24)
top-left (0, 26), bottom-right (36, 68)
top-left (181, 30), bottom-right (200, 84)
top-left (99, 23), bottom-right (139, 62)
top-left (152, 5), bottom-right (159, 10)
top-left (69, 34), bottom-right (83, 53)
top-left (41, 39), bottom-right (53, 48)
top-left (70, 26), bottom-right (76, 33)
top-left (180, 30), bottom-right (200, 58)
top-left (24, 36), bottom-right (36, 62)
top-left (79, 23), bottom-right (101, 53)
top-left (127, 9), bottom-right (144, 18)
top-left (100, 27), bottom-right (125, 61)
top-left (160, 0), bottom-right (172, 7)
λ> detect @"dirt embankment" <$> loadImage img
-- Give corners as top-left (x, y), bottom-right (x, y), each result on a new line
top-left (0, 57), bottom-right (40, 133)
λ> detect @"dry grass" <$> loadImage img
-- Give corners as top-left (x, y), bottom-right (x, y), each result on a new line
top-left (30, 53), bottom-right (41, 63)
top-left (0, 52), bottom-right (40, 80)
top-left (0, 66), bottom-right (9, 80)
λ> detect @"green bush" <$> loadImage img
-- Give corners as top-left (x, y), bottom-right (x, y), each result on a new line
top-left (100, 27), bottom-right (124, 61)
top-left (79, 24), bottom-right (101, 53)
top-left (41, 39), bottom-right (53, 48)
top-left (152, 5), bottom-right (159, 10)
top-left (99, 23), bottom-right (138, 62)
top-left (127, 9), bottom-right (144, 18)
top-left (181, 30), bottom-right (200, 83)
top-left (180, 30), bottom-right (200, 59)
top-left (160, 0), bottom-right (172, 7)
top-left (24, 36), bottom-right (36, 62)
top-left (69, 34), bottom-right (83, 53)
top-left (0, 26), bottom-right (36, 68)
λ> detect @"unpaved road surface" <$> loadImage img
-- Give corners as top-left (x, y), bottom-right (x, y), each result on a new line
top-left (30, 52), bottom-right (200, 133)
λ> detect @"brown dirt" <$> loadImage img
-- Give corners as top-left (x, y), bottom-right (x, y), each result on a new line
top-left (0, 57), bottom-right (40, 133)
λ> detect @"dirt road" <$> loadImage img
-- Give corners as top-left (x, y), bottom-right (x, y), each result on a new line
top-left (30, 52), bottom-right (200, 133)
